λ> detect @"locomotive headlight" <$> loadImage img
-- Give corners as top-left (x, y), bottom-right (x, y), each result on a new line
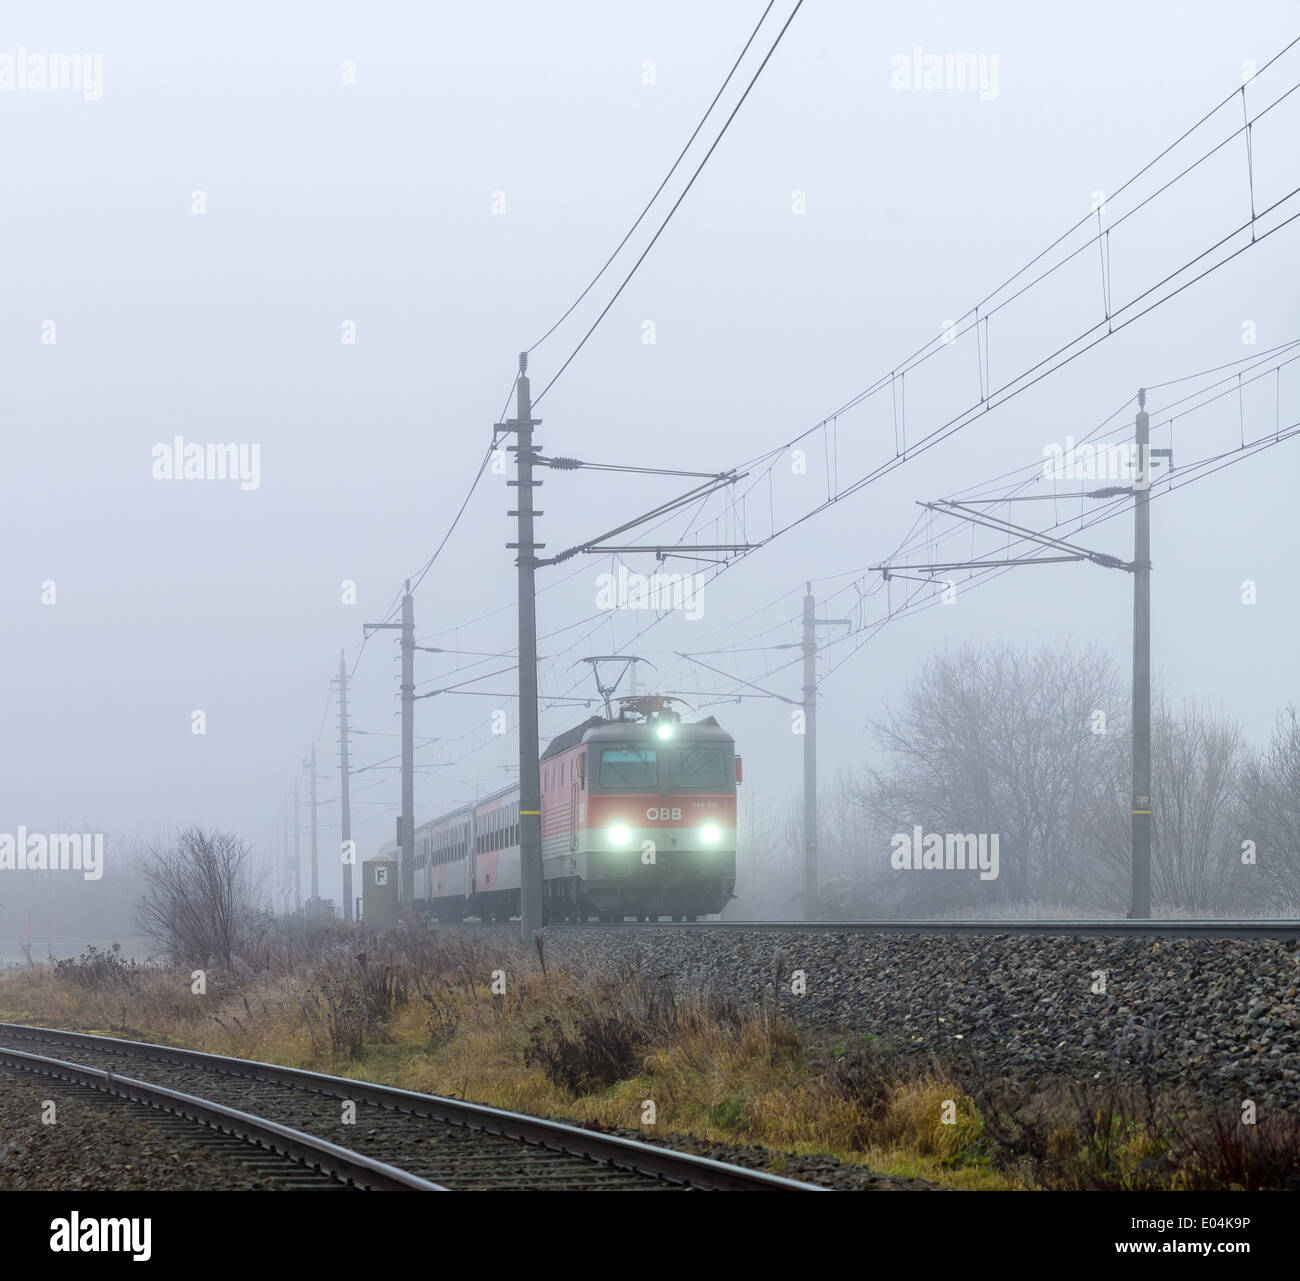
top-left (608, 823), bottom-right (631, 846)
top-left (700, 823), bottom-right (721, 845)
top-left (656, 724), bottom-right (673, 740)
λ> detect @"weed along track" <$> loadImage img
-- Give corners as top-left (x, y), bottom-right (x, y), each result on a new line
top-left (0, 1025), bottom-right (823, 1191)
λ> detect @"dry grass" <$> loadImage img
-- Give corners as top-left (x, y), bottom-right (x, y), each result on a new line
top-left (4, 928), bottom-right (1289, 1190)
top-left (968, 1072), bottom-right (1300, 1191)
top-left (0, 933), bottom-right (1000, 1187)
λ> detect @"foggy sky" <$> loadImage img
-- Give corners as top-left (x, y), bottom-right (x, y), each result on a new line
top-left (3, 0), bottom-right (1298, 919)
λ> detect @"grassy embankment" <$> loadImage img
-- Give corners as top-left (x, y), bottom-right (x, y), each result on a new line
top-left (0, 929), bottom-right (1292, 1190)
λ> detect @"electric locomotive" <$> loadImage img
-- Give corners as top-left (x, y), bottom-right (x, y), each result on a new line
top-left (380, 696), bottom-right (740, 922)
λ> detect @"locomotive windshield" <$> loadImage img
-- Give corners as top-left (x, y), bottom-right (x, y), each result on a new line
top-left (599, 747), bottom-right (658, 788)
top-left (669, 747), bottom-right (726, 788)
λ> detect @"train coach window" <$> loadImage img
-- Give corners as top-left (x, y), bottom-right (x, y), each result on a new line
top-left (669, 747), bottom-right (726, 787)
top-left (599, 747), bottom-right (658, 788)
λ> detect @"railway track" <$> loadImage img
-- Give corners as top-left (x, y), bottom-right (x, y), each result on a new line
top-left (0, 1043), bottom-right (437, 1190)
top-left (0, 1024), bottom-right (822, 1191)
top-left (542, 918), bottom-right (1300, 940)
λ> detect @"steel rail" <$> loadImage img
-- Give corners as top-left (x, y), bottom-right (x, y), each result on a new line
top-left (0, 1042), bottom-right (445, 1191)
top-left (541, 918), bottom-right (1300, 940)
top-left (0, 1025), bottom-right (822, 1191)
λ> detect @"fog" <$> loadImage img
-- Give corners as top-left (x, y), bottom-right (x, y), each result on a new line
top-left (2, 1), bottom-right (1298, 943)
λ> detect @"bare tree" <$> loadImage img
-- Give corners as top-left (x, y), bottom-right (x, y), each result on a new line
top-left (1079, 699), bottom-right (1247, 913)
top-left (1156, 703), bottom-right (1245, 911)
top-left (729, 785), bottom-right (801, 919)
top-left (856, 638), bottom-right (1259, 916)
top-left (862, 639), bottom-right (1123, 911)
top-left (1232, 705), bottom-right (1300, 911)
top-left (136, 828), bottom-right (258, 965)
top-left (817, 767), bottom-right (894, 915)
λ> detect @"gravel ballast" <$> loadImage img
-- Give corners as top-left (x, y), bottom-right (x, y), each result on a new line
top-left (7, 925), bottom-right (1295, 1190)
top-left (2, 1029), bottom-right (925, 1189)
top-left (534, 927), bottom-right (1300, 1111)
top-left (0, 1068), bottom-right (318, 1191)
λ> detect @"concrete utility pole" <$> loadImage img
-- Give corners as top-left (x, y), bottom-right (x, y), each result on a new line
top-left (801, 583), bottom-right (851, 921)
top-left (802, 589), bottom-right (818, 920)
top-left (338, 650), bottom-right (354, 922)
top-left (871, 388), bottom-right (1167, 918)
top-left (292, 778), bottom-right (301, 912)
top-left (283, 795), bottom-right (289, 912)
top-left (401, 583), bottom-right (415, 908)
top-left (281, 792), bottom-right (293, 913)
top-left (306, 749), bottom-right (319, 905)
top-left (503, 353), bottom-right (544, 942)
top-left (1130, 390), bottom-right (1153, 918)
top-left (363, 588), bottom-right (415, 909)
